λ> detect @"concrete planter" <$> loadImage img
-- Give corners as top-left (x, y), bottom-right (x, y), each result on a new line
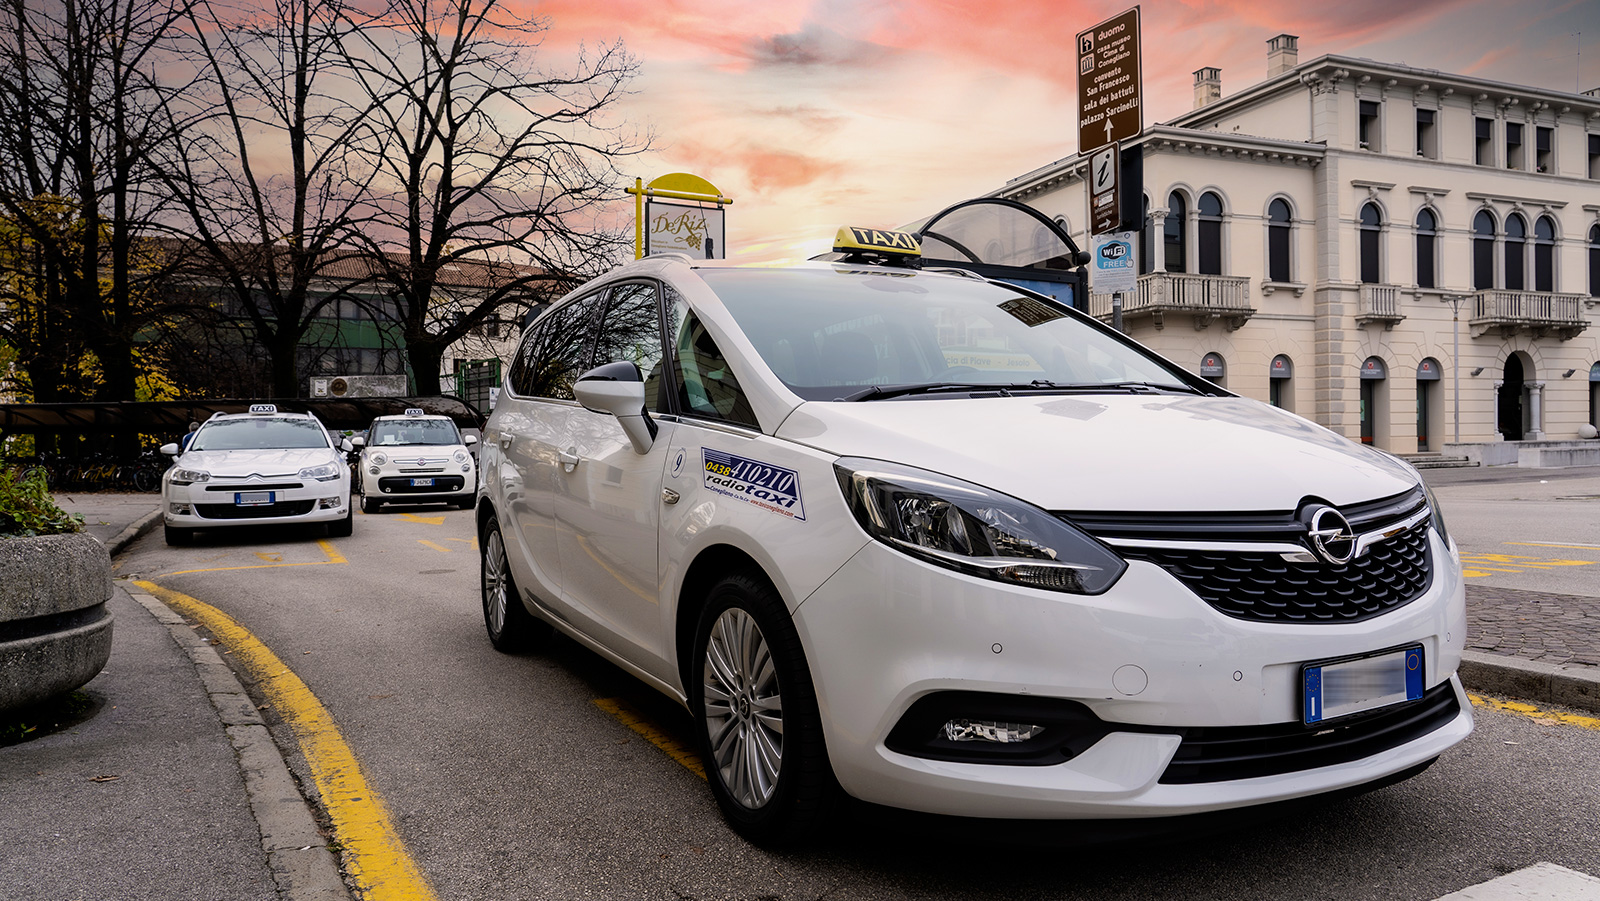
top-left (0, 532), bottom-right (114, 711)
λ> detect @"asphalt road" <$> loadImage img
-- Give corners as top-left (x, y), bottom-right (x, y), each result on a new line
top-left (1424, 468), bottom-right (1600, 598)
top-left (111, 497), bottom-right (1600, 901)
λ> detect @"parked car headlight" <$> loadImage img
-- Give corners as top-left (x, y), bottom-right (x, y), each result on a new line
top-left (834, 458), bottom-right (1127, 595)
top-left (169, 468), bottom-right (210, 486)
top-left (299, 462), bottom-right (343, 481)
top-left (370, 453), bottom-right (387, 465)
top-left (1423, 483), bottom-right (1450, 546)
top-left (453, 451), bottom-right (470, 464)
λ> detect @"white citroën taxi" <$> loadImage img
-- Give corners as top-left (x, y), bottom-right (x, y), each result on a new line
top-left (476, 227), bottom-right (1471, 843)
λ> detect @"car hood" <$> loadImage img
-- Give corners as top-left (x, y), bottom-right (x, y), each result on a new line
top-left (179, 448), bottom-right (339, 478)
top-left (774, 394), bottom-right (1420, 512)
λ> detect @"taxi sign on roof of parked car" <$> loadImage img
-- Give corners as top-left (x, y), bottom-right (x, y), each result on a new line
top-left (833, 226), bottom-right (921, 259)
top-left (248, 403), bottom-right (277, 414)
top-left (404, 408), bottom-right (425, 417)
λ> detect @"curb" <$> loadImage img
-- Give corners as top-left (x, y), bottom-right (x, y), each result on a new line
top-left (104, 508), bottom-right (162, 557)
top-left (123, 585), bottom-right (353, 901)
top-left (1459, 650), bottom-right (1600, 716)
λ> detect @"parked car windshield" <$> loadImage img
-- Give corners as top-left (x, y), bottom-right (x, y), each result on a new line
top-left (698, 266), bottom-right (1191, 400)
top-left (367, 419), bottom-right (462, 447)
top-left (191, 417), bottom-right (331, 450)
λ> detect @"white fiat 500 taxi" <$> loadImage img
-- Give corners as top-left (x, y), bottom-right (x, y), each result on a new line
top-left (160, 404), bottom-right (353, 544)
top-left (350, 409), bottom-right (478, 512)
top-left (476, 228), bottom-right (1470, 843)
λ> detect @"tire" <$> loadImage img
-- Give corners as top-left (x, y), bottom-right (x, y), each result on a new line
top-left (360, 492), bottom-right (380, 514)
top-left (480, 518), bottom-right (549, 653)
top-left (164, 524), bottom-right (193, 546)
top-left (327, 504), bottom-right (353, 537)
top-left (690, 571), bottom-right (837, 845)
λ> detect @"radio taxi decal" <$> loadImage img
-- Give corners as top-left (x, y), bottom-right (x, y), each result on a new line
top-left (702, 449), bottom-right (805, 521)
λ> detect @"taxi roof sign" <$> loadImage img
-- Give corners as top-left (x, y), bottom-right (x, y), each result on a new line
top-left (404, 408), bottom-right (426, 417)
top-left (833, 226), bottom-right (921, 261)
top-left (248, 404), bottom-right (277, 415)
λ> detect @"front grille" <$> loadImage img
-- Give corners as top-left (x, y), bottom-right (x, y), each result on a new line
top-left (1120, 523), bottom-right (1432, 622)
top-left (1063, 488), bottom-right (1434, 623)
top-left (195, 500), bottom-right (317, 519)
top-left (379, 475), bottom-right (465, 494)
top-left (1159, 681), bottom-right (1461, 784)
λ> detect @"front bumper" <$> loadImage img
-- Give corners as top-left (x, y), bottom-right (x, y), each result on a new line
top-left (791, 533), bottom-right (1471, 819)
top-left (164, 480), bottom-right (349, 527)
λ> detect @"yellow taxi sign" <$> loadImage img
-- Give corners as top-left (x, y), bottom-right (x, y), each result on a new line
top-left (833, 226), bottom-right (921, 258)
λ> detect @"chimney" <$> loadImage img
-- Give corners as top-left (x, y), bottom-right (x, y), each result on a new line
top-left (1194, 67), bottom-right (1221, 109)
top-left (1267, 34), bottom-right (1299, 77)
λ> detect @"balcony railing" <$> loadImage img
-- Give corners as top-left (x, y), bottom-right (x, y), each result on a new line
top-left (1469, 290), bottom-right (1590, 340)
top-left (1356, 284), bottom-right (1405, 327)
top-left (1088, 273), bottom-right (1254, 330)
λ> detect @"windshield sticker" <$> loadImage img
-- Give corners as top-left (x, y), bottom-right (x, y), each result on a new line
top-left (997, 296), bottom-right (1066, 327)
top-left (702, 449), bottom-right (805, 521)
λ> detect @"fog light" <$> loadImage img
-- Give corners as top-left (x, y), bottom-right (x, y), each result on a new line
top-left (368, 466), bottom-right (380, 476)
top-left (942, 719), bottom-right (1045, 743)
top-left (319, 496), bottom-right (342, 509)
top-left (461, 464), bottom-right (471, 473)
top-left (169, 503), bottom-right (191, 515)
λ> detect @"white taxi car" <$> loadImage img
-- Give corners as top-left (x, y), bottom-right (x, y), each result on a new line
top-left (476, 228), bottom-right (1470, 844)
top-left (160, 404), bottom-right (353, 544)
top-left (350, 409), bottom-right (478, 513)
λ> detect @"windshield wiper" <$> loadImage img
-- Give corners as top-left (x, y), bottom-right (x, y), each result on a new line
top-left (837, 379), bottom-right (1201, 401)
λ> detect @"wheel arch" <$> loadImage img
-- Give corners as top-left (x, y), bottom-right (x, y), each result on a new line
top-left (675, 543), bottom-right (781, 695)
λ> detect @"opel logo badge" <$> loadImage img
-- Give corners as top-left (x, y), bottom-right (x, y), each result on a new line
top-left (1301, 505), bottom-right (1358, 565)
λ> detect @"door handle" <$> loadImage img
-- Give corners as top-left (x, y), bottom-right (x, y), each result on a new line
top-left (558, 448), bottom-right (581, 471)
top-left (498, 434), bottom-right (512, 448)
top-left (662, 488), bottom-right (680, 505)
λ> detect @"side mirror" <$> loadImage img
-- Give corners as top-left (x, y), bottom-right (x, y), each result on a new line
top-left (464, 435), bottom-right (478, 446)
top-left (574, 361), bottom-right (657, 454)
top-left (340, 438), bottom-right (354, 453)
top-left (349, 436), bottom-right (366, 448)
top-left (160, 443), bottom-right (180, 456)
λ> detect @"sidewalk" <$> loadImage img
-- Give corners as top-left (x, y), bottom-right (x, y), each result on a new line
top-left (1, 493), bottom-right (349, 901)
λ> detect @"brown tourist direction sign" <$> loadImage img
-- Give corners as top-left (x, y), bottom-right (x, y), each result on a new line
top-left (1076, 7), bottom-right (1143, 155)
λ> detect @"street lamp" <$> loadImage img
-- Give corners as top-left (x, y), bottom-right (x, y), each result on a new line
top-left (1442, 294), bottom-right (1466, 444)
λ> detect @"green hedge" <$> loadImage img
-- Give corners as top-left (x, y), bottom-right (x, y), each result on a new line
top-left (0, 468), bottom-right (84, 537)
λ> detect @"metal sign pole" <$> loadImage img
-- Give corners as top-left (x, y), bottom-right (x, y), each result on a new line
top-left (1113, 292), bottom-right (1124, 333)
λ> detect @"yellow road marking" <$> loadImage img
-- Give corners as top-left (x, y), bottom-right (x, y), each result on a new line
top-left (417, 540), bottom-right (451, 553)
top-left (255, 552), bottom-right (283, 563)
top-left (1506, 541), bottom-right (1600, 551)
top-left (444, 538), bottom-right (479, 549)
top-left (1468, 693), bottom-right (1600, 732)
top-left (161, 540), bottom-right (347, 577)
top-left (134, 580), bottom-right (437, 901)
top-left (399, 513), bottom-right (446, 526)
top-left (593, 697), bottom-right (705, 780)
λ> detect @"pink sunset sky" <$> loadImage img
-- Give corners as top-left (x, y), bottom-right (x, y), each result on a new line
top-left (525, 0), bottom-right (1599, 264)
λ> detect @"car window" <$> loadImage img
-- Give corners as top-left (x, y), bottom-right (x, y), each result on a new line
top-left (592, 282), bottom-right (668, 413)
top-left (368, 419), bottom-right (462, 446)
top-left (667, 289), bottom-right (758, 428)
top-left (191, 417), bottom-right (330, 450)
top-left (698, 267), bottom-right (1190, 400)
top-left (508, 291), bottom-right (603, 400)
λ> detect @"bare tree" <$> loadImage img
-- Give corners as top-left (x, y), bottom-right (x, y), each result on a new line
top-left (337, 0), bottom-right (646, 395)
top-left (161, 0), bottom-right (382, 397)
top-left (0, 0), bottom-right (197, 404)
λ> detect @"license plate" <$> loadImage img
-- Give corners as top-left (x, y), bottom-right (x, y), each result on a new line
top-left (235, 491), bottom-right (274, 506)
top-left (410, 478), bottom-right (433, 487)
top-left (1302, 645), bottom-right (1424, 725)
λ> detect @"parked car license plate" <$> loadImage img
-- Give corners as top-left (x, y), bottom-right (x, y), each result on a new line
top-left (410, 478), bottom-right (433, 487)
top-left (235, 491), bottom-right (274, 506)
top-left (1302, 645), bottom-right (1423, 725)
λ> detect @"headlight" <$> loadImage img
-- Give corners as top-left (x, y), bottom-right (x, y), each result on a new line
top-left (299, 462), bottom-right (343, 481)
top-left (834, 458), bottom-right (1127, 595)
top-left (1423, 483), bottom-right (1450, 546)
top-left (169, 468), bottom-right (210, 486)
top-left (453, 451), bottom-right (469, 464)
top-left (371, 453), bottom-right (387, 465)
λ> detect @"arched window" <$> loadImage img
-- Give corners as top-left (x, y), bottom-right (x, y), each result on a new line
top-left (1359, 203), bottom-right (1382, 284)
top-left (1534, 216), bottom-right (1556, 293)
top-left (1164, 192), bottom-right (1187, 273)
top-left (1415, 209), bottom-right (1437, 289)
top-left (1197, 191), bottom-right (1224, 275)
top-left (1200, 351), bottom-right (1225, 386)
top-left (1590, 224), bottom-right (1600, 297)
top-left (1267, 199), bottom-right (1292, 283)
top-left (1269, 354), bottom-right (1293, 409)
top-left (1473, 211), bottom-right (1496, 290)
top-left (1504, 214), bottom-right (1527, 291)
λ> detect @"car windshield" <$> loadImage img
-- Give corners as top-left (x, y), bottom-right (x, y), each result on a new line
top-left (368, 419), bottom-right (461, 446)
top-left (191, 417), bottom-right (330, 450)
top-left (698, 267), bottom-right (1192, 401)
